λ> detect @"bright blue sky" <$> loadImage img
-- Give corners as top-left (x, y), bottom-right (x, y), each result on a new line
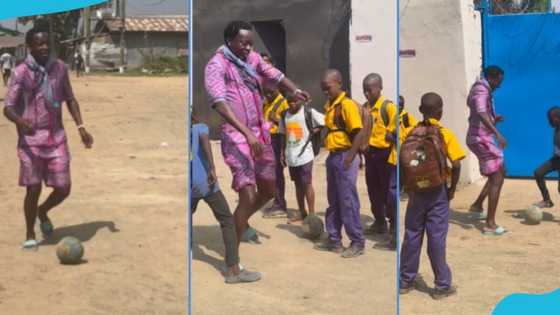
top-left (0, 0), bottom-right (188, 30)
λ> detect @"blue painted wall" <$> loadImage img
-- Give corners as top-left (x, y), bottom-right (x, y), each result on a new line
top-left (484, 13), bottom-right (560, 177)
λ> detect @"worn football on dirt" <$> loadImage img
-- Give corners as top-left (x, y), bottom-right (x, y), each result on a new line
top-left (56, 236), bottom-right (84, 265)
top-left (302, 215), bottom-right (324, 240)
top-left (525, 205), bottom-right (543, 225)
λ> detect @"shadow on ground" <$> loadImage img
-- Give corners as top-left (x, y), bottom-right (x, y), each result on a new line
top-left (505, 209), bottom-right (559, 225)
top-left (412, 274), bottom-right (432, 295)
top-left (276, 213), bottom-right (377, 243)
top-left (448, 208), bottom-right (485, 231)
top-left (40, 221), bottom-right (119, 245)
top-left (192, 225), bottom-right (267, 274)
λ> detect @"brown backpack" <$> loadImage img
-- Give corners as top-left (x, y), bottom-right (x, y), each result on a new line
top-left (400, 121), bottom-right (448, 192)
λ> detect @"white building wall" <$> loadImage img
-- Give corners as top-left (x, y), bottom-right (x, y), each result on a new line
top-left (350, 0), bottom-right (398, 104)
top-left (400, 0), bottom-right (482, 184)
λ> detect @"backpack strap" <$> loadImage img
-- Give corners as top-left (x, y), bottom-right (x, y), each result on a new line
top-left (298, 104), bottom-right (315, 157)
top-left (380, 99), bottom-right (392, 126)
top-left (328, 101), bottom-right (347, 134)
top-left (270, 96), bottom-right (286, 117)
top-left (402, 112), bottom-right (410, 128)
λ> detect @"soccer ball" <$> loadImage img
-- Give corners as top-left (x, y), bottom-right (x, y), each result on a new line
top-left (56, 236), bottom-right (84, 264)
top-left (525, 205), bottom-right (543, 225)
top-left (302, 215), bottom-right (324, 240)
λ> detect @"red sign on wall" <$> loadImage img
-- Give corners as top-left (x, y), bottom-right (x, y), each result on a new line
top-left (355, 35), bottom-right (373, 43)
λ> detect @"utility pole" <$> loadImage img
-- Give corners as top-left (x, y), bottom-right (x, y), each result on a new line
top-left (48, 16), bottom-right (56, 58)
top-left (119, 0), bottom-right (126, 73)
top-left (84, 6), bottom-right (91, 74)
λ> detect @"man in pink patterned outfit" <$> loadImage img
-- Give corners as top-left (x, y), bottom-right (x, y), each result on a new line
top-left (466, 66), bottom-right (507, 235)
top-left (3, 27), bottom-right (94, 250)
top-left (204, 21), bottom-right (310, 247)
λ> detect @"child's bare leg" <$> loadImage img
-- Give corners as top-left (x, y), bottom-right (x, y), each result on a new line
top-left (485, 167), bottom-right (505, 230)
top-left (37, 186), bottom-right (71, 222)
top-left (305, 182), bottom-right (315, 216)
top-left (471, 179), bottom-right (490, 212)
top-left (289, 181), bottom-right (306, 225)
top-left (24, 185), bottom-right (42, 240)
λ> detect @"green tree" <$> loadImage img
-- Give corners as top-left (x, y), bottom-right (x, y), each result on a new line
top-left (491, 0), bottom-right (550, 14)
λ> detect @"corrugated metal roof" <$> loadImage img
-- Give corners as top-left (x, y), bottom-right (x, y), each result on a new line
top-left (105, 15), bottom-right (188, 33)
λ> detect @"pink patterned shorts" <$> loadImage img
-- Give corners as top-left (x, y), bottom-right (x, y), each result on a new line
top-left (467, 140), bottom-right (504, 176)
top-left (221, 138), bottom-right (276, 192)
top-left (17, 142), bottom-right (71, 188)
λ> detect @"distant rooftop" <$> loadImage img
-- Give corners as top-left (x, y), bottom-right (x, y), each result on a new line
top-left (103, 15), bottom-right (188, 33)
top-left (0, 35), bottom-right (24, 49)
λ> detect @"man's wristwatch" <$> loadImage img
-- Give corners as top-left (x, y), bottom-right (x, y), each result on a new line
top-left (294, 89), bottom-right (303, 96)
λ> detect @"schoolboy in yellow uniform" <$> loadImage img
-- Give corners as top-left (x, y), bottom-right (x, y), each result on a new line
top-left (262, 84), bottom-right (289, 217)
top-left (400, 92), bottom-right (465, 299)
top-left (314, 69), bottom-right (365, 258)
top-left (362, 73), bottom-right (398, 236)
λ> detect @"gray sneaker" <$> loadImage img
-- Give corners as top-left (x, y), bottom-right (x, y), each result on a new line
top-left (534, 200), bottom-right (554, 208)
top-left (341, 245), bottom-right (365, 258)
top-left (313, 239), bottom-right (344, 253)
top-left (431, 286), bottom-right (457, 300)
top-left (225, 269), bottom-right (262, 284)
top-left (365, 221), bottom-right (388, 235)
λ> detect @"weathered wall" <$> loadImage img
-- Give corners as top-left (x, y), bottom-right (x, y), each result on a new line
top-left (350, 0), bottom-right (397, 104)
top-left (400, 0), bottom-right (482, 183)
top-left (118, 32), bottom-right (187, 68)
top-left (193, 0), bottom-right (351, 138)
top-left (88, 32), bottom-right (187, 69)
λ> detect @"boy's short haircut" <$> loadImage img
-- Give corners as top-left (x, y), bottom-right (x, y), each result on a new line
top-left (484, 65), bottom-right (504, 79)
top-left (420, 92), bottom-right (443, 114)
top-left (363, 73), bottom-right (383, 88)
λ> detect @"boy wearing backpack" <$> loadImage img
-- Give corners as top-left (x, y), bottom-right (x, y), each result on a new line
top-left (262, 84), bottom-right (289, 218)
top-left (399, 92), bottom-right (465, 299)
top-left (313, 69), bottom-right (365, 258)
top-left (278, 93), bottom-right (325, 224)
top-left (361, 73), bottom-right (398, 236)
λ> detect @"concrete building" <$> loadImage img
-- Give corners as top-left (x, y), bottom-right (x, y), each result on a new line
top-left (400, 0), bottom-right (482, 183)
top-left (92, 15), bottom-right (188, 70)
top-left (193, 0), bottom-right (397, 138)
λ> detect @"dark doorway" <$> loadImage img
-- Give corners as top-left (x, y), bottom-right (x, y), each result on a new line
top-left (329, 14), bottom-right (350, 96)
top-left (251, 20), bottom-right (287, 73)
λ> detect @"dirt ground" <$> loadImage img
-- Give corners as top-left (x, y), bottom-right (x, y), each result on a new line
top-left (399, 179), bottom-right (560, 314)
top-left (192, 148), bottom-right (397, 315)
top-left (0, 75), bottom-right (187, 314)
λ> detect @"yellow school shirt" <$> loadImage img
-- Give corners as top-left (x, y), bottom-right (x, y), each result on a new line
top-left (400, 110), bottom-right (417, 131)
top-left (324, 92), bottom-right (363, 151)
top-left (367, 96), bottom-right (398, 149)
top-left (263, 93), bottom-right (289, 135)
top-left (388, 110), bottom-right (418, 165)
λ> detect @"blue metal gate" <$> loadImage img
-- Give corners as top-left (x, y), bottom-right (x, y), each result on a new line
top-left (480, 1), bottom-right (560, 177)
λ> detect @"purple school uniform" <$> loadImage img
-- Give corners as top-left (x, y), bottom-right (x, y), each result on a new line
top-left (325, 151), bottom-right (364, 248)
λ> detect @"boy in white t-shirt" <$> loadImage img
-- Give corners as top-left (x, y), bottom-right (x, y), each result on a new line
top-left (278, 93), bottom-right (325, 225)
